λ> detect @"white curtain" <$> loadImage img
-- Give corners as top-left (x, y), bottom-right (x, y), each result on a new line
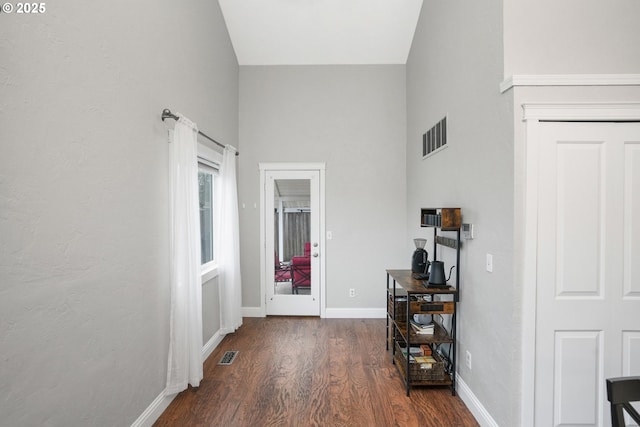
top-left (166, 115), bottom-right (203, 395)
top-left (215, 145), bottom-right (242, 333)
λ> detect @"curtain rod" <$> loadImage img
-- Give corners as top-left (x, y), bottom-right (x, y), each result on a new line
top-left (161, 108), bottom-right (239, 156)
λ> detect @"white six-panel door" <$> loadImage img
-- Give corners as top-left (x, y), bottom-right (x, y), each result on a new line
top-left (534, 122), bottom-right (640, 427)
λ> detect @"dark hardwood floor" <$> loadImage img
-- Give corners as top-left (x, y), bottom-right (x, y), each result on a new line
top-left (154, 317), bottom-right (479, 427)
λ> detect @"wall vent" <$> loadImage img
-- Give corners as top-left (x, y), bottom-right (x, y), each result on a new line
top-left (422, 116), bottom-right (447, 158)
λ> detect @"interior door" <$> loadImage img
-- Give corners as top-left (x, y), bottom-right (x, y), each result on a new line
top-left (534, 122), bottom-right (640, 426)
top-left (264, 169), bottom-right (321, 316)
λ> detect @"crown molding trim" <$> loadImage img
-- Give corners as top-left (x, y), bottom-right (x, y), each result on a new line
top-left (521, 102), bottom-right (640, 121)
top-left (500, 74), bottom-right (640, 93)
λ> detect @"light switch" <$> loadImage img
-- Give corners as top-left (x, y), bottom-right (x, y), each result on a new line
top-left (486, 254), bottom-right (493, 272)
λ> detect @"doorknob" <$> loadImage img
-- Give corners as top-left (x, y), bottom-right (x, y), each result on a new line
top-left (312, 253), bottom-right (319, 257)
top-left (313, 243), bottom-right (318, 247)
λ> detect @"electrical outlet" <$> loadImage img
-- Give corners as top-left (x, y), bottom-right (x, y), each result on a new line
top-left (349, 288), bottom-right (356, 298)
top-left (466, 351), bottom-right (472, 370)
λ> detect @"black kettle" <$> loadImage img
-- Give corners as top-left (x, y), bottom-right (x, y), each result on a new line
top-left (428, 261), bottom-right (455, 287)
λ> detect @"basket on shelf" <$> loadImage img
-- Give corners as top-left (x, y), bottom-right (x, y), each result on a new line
top-left (388, 294), bottom-right (407, 319)
top-left (394, 341), bottom-right (445, 381)
top-left (388, 293), bottom-right (438, 321)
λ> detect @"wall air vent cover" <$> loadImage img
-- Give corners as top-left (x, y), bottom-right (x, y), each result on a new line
top-left (422, 116), bottom-right (447, 158)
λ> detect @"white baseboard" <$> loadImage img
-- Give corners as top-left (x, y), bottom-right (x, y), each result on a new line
top-left (324, 307), bottom-right (386, 318)
top-left (456, 374), bottom-right (499, 427)
top-left (132, 328), bottom-right (227, 427)
top-left (242, 306), bottom-right (264, 317)
top-left (130, 389), bottom-right (177, 427)
top-left (241, 306), bottom-right (386, 319)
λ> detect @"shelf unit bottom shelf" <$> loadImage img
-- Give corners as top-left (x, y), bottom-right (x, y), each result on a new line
top-left (392, 353), bottom-right (453, 388)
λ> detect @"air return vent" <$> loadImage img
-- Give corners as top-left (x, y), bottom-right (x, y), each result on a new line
top-left (422, 116), bottom-right (447, 158)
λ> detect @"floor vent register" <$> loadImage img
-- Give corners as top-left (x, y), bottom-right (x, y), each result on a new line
top-left (218, 350), bottom-right (239, 365)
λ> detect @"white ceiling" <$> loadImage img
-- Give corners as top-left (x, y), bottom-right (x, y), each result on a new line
top-left (275, 179), bottom-right (310, 198)
top-left (275, 179), bottom-right (310, 209)
top-left (218, 0), bottom-right (424, 65)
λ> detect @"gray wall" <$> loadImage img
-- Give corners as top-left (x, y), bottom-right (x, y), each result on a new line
top-left (406, 2), bottom-right (516, 426)
top-left (238, 65), bottom-right (407, 310)
top-left (0, 1), bottom-right (237, 425)
top-left (504, 0), bottom-right (640, 76)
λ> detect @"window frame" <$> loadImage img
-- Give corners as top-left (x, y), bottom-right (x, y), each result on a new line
top-left (197, 143), bottom-right (222, 282)
top-left (198, 163), bottom-right (216, 264)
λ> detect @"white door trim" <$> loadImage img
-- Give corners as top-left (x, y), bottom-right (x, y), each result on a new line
top-left (258, 162), bottom-right (327, 318)
top-left (519, 102), bottom-right (640, 427)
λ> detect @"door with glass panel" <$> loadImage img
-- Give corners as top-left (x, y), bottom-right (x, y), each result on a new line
top-left (264, 169), bottom-right (321, 316)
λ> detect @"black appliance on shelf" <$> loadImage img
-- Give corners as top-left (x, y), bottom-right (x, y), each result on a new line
top-left (411, 238), bottom-right (430, 279)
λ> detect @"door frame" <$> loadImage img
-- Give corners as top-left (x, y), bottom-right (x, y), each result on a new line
top-left (258, 162), bottom-right (326, 318)
top-left (519, 102), bottom-right (640, 427)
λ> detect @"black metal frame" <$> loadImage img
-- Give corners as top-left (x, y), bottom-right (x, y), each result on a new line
top-left (274, 262), bottom-right (291, 283)
top-left (387, 276), bottom-right (459, 395)
top-left (291, 263), bottom-right (311, 294)
top-left (386, 210), bottom-right (461, 397)
top-left (607, 376), bottom-right (640, 427)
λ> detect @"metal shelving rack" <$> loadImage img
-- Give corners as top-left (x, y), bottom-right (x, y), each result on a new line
top-left (386, 208), bottom-right (461, 396)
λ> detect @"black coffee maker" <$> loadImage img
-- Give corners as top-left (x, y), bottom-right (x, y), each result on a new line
top-left (411, 238), bottom-right (430, 279)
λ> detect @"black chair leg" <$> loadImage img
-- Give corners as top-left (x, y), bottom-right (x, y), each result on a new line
top-left (607, 376), bottom-right (640, 427)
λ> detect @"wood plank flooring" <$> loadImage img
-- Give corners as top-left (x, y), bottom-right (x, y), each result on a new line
top-left (154, 317), bottom-right (479, 427)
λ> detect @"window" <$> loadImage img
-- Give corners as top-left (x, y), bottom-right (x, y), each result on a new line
top-left (198, 162), bottom-right (217, 266)
top-left (196, 142), bottom-right (222, 280)
top-left (168, 128), bottom-right (221, 278)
